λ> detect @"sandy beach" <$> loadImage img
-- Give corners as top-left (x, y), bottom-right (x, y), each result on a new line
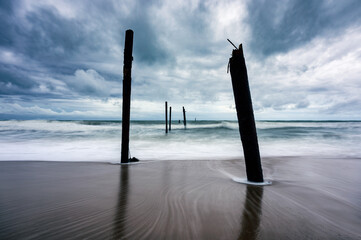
top-left (0, 158), bottom-right (360, 239)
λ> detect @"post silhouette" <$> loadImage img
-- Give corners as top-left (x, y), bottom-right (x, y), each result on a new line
top-left (182, 106), bottom-right (187, 127)
top-left (165, 101), bottom-right (168, 134)
top-left (229, 44), bottom-right (264, 182)
top-left (169, 106), bottom-right (172, 131)
top-left (121, 29), bottom-right (133, 164)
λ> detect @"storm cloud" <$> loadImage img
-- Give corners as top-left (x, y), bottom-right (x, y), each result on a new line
top-left (0, 0), bottom-right (361, 120)
top-left (247, 0), bottom-right (361, 57)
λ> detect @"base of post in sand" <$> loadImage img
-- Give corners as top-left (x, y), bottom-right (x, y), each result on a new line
top-left (112, 162), bottom-right (141, 166)
top-left (115, 157), bottom-right (140, 165)
top-left (232, 177), bottom-right (272, 186)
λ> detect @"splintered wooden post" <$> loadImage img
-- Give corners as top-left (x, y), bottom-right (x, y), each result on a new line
top-left (169, 106), bottom-right (172, 131)
top-left (182, 106), bottom-right (187, 127)
top-left (121, 29), bottom-right (134, 164)
top-left (165, 101), bottom-right (168, 133)
top-left (229, 44), bottom-right (264, 182)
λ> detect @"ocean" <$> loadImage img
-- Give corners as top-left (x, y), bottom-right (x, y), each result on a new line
top-left (1, 120), bottom-right (360, 162)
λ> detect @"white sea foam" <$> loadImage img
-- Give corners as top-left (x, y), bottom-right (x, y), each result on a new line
top-left (0, 120), bottom-right (360, 162)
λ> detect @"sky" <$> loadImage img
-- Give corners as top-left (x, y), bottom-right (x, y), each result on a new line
top-left (1, 0), bottom-right (361, 120)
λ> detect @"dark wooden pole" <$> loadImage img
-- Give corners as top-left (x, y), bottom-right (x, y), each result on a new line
top-left (229, 44), bottom-right (264, 182)
top-left (165, 101), bottom-right (168, 133)
top-left (182, 106), bottom-right (187, 127)
top-left (169, 106), bottom-right (172, 131)
top-left (121, 29), bottom-right (134, 164)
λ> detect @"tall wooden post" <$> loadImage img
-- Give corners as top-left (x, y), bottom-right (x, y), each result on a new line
top-left (165, 101), bottom-right (168, 133)
top-left (169, 106), bottom-right (172, 131)
top-left (182, 106), bottom-right (187, 127)
top-left (121, 29), bottom-right (134, 164)
top-left (229, 44), bottom-right (264, 182)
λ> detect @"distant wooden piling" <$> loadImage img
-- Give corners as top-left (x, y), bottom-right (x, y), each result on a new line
top-left (229, 44), bottom-right (264, 182)
top-left (169, 106), bottom-right (172, 131)
top-left (182, 106), bottom-right (187, 127)
top-left (165, 101), bottom-right (168, 134)
top-left (121, 29), bottom-right (134, 164)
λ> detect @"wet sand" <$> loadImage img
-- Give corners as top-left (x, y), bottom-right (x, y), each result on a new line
top-left (0, 158), bottom-right (360, 239)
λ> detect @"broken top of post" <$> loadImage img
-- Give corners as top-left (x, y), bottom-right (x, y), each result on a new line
top-left (229, 43), bottom-right (264, 183)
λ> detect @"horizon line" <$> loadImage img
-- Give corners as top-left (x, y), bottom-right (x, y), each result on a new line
top-left (1, 119), bottom-right (360, 122)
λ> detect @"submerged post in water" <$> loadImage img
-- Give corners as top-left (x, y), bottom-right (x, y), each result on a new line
top-left (229, 43), bottom-right (264, 183)
top-left (165, 101), bottom-right (168, 134)
top-left (121, 29), bottom-right (134, 164)
top-left (169, 106), bottom-right (172, 131)
top-left (183, 106), bottom-right (187, 127)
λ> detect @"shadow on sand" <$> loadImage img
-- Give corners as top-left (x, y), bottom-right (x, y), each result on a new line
top-left (113, 165), bottom-right (129, 239)
top-left (239, 185), bottom-right (264, 240)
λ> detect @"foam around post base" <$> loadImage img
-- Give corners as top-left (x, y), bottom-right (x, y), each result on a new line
top-left (232, 177), bottom-right (272, 186)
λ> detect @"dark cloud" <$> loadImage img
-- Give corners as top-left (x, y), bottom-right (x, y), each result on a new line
top-left (0, 0), bottom-right (14, 11)
top-left (84, 0), bottom-right (172, 65)
top-left (0, 1), bottom-right (18, 47)
top-left (15, 8), bottom-right (113, 72)
top-left (0, 64), bottom-right (38, 95)
top-left (247, 0), bottom-right (361, 57)
top-left (24, 10), bottom-right (86, 61)
top-left (0, 2), bottom-right (118, 100)
top-left (0, 0), bottom-right (173, 100)
top-left (129, 20), bottom-right (170, 65)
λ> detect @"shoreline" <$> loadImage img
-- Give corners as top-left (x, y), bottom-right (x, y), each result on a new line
top-left (1, 158), bottom-right (360, 239)
top-left (1, 154), bottom-right (361, 163)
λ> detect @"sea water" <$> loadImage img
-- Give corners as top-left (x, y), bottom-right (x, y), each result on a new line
top-left (0, 120), bottom-right (360, 162)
